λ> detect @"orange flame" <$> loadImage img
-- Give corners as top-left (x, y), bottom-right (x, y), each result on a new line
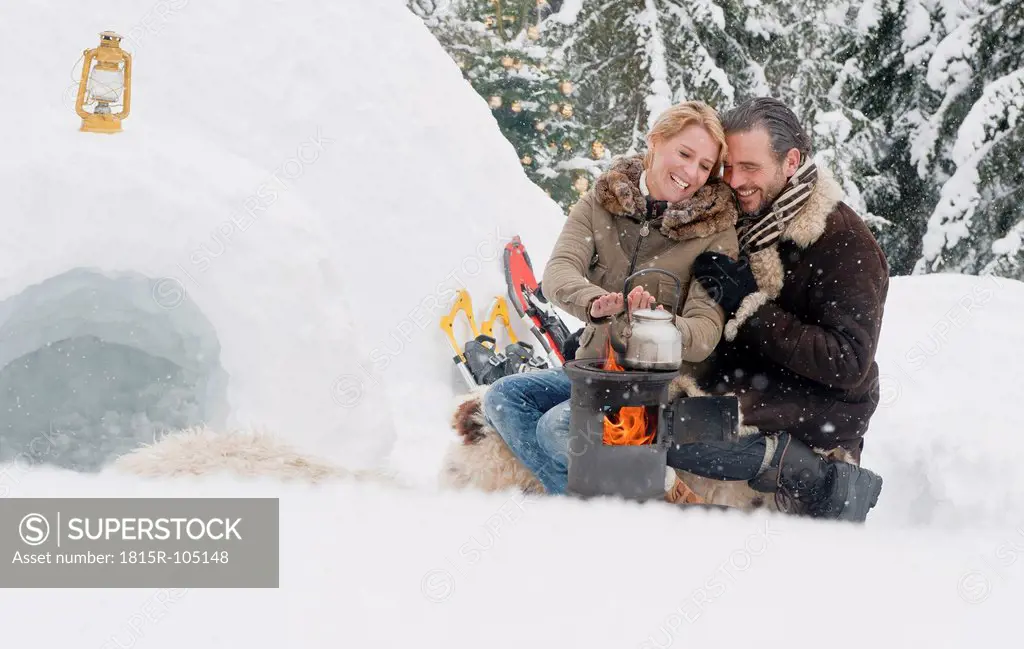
top-left (602, 341), bottom-right (656, 446)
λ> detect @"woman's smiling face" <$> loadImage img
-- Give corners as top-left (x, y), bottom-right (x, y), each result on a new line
top-left (646, 123), bottom-right (720, 203)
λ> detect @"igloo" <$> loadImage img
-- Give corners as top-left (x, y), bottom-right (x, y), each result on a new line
top-left (0, 0), bottom-right (565, 474)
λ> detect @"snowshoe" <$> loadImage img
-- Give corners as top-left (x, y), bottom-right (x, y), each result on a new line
top-left (480, 295), bottom-right (549, 374)
top-left (503, 235), bottom-right (577, 367)
top-left (440, 289), bottom-right (493, 388)
top-left (440, 290), bottom-right (549, 389)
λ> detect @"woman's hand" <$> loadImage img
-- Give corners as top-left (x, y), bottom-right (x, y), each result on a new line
top-left (590, 286), bottom-right (656, 319)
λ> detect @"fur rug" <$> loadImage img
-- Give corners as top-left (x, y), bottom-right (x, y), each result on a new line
top-left (438, 388), bottom-right (758, 509)
top-left (439, 388), bottom-right (546, 494)
top-left (112, 425), bottom-right (401, 487)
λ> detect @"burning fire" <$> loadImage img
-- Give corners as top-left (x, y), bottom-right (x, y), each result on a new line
top-left (602, 342), bottom-right (656, 446)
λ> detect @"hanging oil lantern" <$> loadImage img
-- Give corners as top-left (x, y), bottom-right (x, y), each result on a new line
top-left (74, 31), bottom-right (132, 134)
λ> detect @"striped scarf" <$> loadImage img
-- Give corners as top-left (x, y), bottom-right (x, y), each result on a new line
top-left (736, 157), bottom-right (818, 255)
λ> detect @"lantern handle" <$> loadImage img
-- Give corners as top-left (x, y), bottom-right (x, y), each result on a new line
top-left (74, 48), bottom-right (96, 120)
top-left (115, 51), bottom-right (132, 120)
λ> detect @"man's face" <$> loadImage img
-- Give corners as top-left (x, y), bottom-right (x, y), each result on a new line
top-left (723, 127), bottom-right (797, 218)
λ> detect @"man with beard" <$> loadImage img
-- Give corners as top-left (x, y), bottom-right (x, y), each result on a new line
top-left (665, 97), bottom-right (890, 523)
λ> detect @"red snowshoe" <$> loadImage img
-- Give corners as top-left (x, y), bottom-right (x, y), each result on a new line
top-left (503, 236), bottom-right (577, 367)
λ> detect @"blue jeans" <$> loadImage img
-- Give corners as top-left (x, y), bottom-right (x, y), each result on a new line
top-left (482, 368), bottom-right (573, 494)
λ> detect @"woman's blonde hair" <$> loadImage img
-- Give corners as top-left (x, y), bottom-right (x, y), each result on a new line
top-left (643, 101), bottom-right (728, 179)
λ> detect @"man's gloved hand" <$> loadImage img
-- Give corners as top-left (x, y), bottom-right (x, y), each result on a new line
top-left (693, 252), bottom-right (758, 316)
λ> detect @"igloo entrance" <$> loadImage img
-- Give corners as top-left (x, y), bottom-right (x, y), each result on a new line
top-left (0, 269), bottom-right (228, 472)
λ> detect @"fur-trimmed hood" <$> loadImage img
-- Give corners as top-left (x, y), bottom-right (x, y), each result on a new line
top-left (594, 155), bottom-right (738, 242)
top-left (723, 164), bottom-right (845, 341)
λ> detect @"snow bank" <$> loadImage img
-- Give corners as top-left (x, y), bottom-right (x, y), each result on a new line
top-left (2, 451), bottom-right (1023, 648)
top-left (0, 0), bottom-right (564, 472)
top-left (858, 273), bottom-right (1024, 530)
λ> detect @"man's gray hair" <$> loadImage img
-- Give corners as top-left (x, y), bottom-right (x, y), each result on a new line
top-left (722, 97), bottom-right (812, 161)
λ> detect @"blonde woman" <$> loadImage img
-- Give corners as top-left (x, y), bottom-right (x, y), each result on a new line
top-left (450, 101), bottom-right (739, 495)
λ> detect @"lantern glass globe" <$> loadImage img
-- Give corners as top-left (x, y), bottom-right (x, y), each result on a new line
top-left (88, 68), bottom-right (124, 104)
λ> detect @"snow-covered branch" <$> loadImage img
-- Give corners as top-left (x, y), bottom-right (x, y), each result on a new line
top-left (916, 68), bottom-right (1024, 272)
top-left (951, 68), bottom-right (1024, 166)
top-left (635, 0), bottom-right (672, 128)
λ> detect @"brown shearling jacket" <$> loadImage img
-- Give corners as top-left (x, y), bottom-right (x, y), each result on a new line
top-left (696, 166), bottom-right (890, 462)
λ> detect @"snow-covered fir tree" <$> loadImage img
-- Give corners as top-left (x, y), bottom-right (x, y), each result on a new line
top-left (836, 0), bottom-right (951, 274)
top-left (409, 0), bottom-right (602, 209)
top-left (541, 0), bottom-right (748, 154)
top-left (410, 0), bottom-right (1024, 281)
top-left (912, 0), bottom-right (1024, 278)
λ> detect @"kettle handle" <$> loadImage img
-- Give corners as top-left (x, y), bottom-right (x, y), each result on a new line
top-left (622, 268), bottom-right (683, 321)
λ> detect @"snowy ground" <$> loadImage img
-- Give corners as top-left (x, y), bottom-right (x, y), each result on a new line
top-left (3, 0), bottom-right (1024, 645)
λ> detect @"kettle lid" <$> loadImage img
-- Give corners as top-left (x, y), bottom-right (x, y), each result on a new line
top-left (632, 308), bottom-right (674, 322)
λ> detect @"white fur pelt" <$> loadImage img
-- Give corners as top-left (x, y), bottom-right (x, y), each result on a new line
top-left (439, 388), bottom-right (545, 494)
top-left (112, 425), bottom-right (401, 487)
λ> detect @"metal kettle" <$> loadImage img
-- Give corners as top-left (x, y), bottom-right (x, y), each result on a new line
top-left (608, 268), bottom-right (683, 371)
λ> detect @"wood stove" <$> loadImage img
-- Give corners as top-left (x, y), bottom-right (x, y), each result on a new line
top-left (562, 357), bottom-right (741, 503)
top-left (562, 358), bottom-right (678, 502)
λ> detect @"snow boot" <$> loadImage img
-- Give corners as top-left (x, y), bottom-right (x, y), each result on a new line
top-left (462, 335), bottom-right (509, 385)
top-left (502, 341), bottom-right (547, 375)
top-left (748, 432), bottom-right (883, 523)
